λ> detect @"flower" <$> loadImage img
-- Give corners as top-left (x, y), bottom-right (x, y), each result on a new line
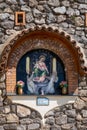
top-left (60, 81), bottom-right (67, 88)
top-left (16, 80), bottom-right (24, 88)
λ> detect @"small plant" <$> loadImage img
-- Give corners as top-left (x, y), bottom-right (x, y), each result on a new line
top-left (60, 81), bottom-right (68, 88)
top-left (60, 81), bottom-right (68, 94)
top-left (16, 80), bottom-right (24, 88)
top-left (71, 15), bottom-right (76, 21)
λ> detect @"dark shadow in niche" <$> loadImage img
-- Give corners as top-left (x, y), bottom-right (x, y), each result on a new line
top-left (18, 14), bottom-right (23, 23)
top-left (16, 49), bottom-right (66, 95)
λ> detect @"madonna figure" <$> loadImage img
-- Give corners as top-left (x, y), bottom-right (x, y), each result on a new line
top-left (32, 55), bottom-right (49, 83)
top-left (27, 55), bottom-right (58, 95)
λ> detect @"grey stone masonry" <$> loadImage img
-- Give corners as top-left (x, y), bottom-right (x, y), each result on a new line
top-left (0, 0), bottom-right (87, 129)
top-left (0, 0), bottom-right (86, 54)
top-left (0, 99), bottom-right (42, 130)
top-left (0, 96), bottom-right (87, 129)
top-left (44, 97), bottom-right (87, 130)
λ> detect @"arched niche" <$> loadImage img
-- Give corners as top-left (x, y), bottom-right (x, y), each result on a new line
top-left (16, 49), bottom-right (65, 95)
top-left (0, 26), bottom-right (86, 95)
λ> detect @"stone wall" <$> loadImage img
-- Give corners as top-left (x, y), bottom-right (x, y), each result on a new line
top-left (0, 0), bottom-right (87, 129)
top-left (0, 0), bottom-right (87, 55)
top-left (0, 95), bottom-right (42, 130)
top-left (0, 95), bottom-right (87, 130)
top-left (44, 97), bottom-right (87, 130)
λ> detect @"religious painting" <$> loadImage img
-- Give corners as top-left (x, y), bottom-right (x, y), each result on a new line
top-left (17, 49), bottom-right (65, 95)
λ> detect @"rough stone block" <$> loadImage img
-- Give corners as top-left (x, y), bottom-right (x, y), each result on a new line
top-left (21, 5), bottom-right (31, 12)
top-left (81, 110), bottom-right (87, 117)
top-left (48, 0), bottom-right (60, 7)
top-left (29, 0), bottom-right (38, 7)
top-left (50, 125), bottom-right (61, 130)
top-left (74, 98), bottom-right (86, 110)
top-left (20, 118), bottom-right (33, 125)
top-left (61, 124), bottom-right (74, 130)
top-left (67, 117), bottom-right (75, 123)
top-left (4, 106), bottom-right (10, 113)
top-left (0, 74), bottom-right (5, 83)
top-left (1, 21), bottom-right (14, 29)
top-left (79, 90), bottom-right (87, 96)
top-left (0, 13), bottom-right (10, 21)
top-left (75, 17), bottom-right (84, 26)
top-left (77, 124), bottom-right (87, 130)
top-left (6, 113), bottom-right (19, 123)
top-left (5, 0), bottom-right (18, 5)
top-left (17, 105), bottom-right (31, 117)
top-left (53, 6), bottom-right (66, 14)
top-left (0, 101), bottom-right (3, 107)
top-left (26, 12), bottom-right (34, 23)
top-left (57, 15), bottom-right (66, 23)
top-left (82, 118), bottom-right (87, 124)
top-left (76, 114), bottom-right (82, 121)
top-left (55, 115), bottom-right (67, 125)
top-left (0, 2), bottom-right (8, 10)
top-left (0, 117), bottom-right (6, 124)
top-left (45, 111), bottom-right (54, 118)
top-left (0, 82), bottom-right (5, 89)
top-left (45, 116), bottom-right (55, 125)
top-left (10, 104), bottom-right (16, 113)
top-left (54, 112), bottom-right (64, 117)
top-left (17, 125), bottom-right (26, 130)
top-left (65, 109), bottom-right (76, 118)
top-left (4, 124), bottom-right (17, 130)
top-left (28, 123), bottom-right (40, 130)
top-left (35, 18), bottom-right (45, 24)
top-left (0, 126), bottom-right (4, 130)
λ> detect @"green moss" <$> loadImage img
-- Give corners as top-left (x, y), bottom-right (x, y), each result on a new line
top-left (71, 15), bottom-right (76, 21)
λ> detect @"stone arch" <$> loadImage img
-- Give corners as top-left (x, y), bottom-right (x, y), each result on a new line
top-left (0, 25), bottom-right (87, 95)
